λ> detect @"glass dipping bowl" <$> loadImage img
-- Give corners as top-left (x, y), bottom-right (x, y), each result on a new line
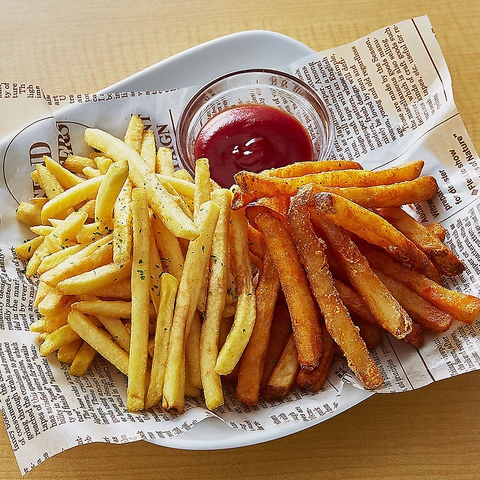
top-left (175, 68), bottom-right (334, 187)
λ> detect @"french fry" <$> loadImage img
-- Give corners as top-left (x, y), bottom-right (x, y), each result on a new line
top-left (67, 310), bottom-right (129, 375)
top-left (264, 333), bottom-right (299, 400)
top-left (200, 188), bottom-right (233, 410)
top-left (40, 175), bottom-right (105, 224)
top-left (145, 273), bottom-right (178, 409)
top-left (96, 315), bottom-right (131, 352)
top-left (261, 159), bottom-right (362, 177)
top-left (127, 187), bottom-right (151, 411)
top-left (63, 154), bottom-right (96, 173)
top-left (310, 209), bottom-right (413, 339)
top-left (16, 201), bottom-right (45, 226)
top-left (84, 128), bottom-right (199, 240)
top-left (39, 324), bottom-right (81, 356)
top-left (35, 164), bottom-right (66, 200)
top-left (236, 252), bottom-right (280, 405)
top-left (315, 192), bottom-right (440, 282)
top-left (253, 208), bottom-right (322, 370)
top-left (288, 194), bottom-right (383, 389)
top-left (69, 342), bottom-right (97, 376)
top-left (162, 200), bottom-right (220, 414)
top-left (113, 175), bottom-right (133, 266)
top-left (185, 310), bottom-right (202, 390)
top-left (360, 243), bottom-right (480, 324)
top-left (94, 159), bottom-right (129, 228)
top-left (374, 206), bottom-right (465, 277)
top-left (296, 322), bottom-right (336, 391)
top-left (156, 147), bottom-right (175, 176)
top-left (57, 339), bottom-right (83, 364)
top-left (14, 236), bottom-right (44, 260)
top-left (43, 155), bottom-right (84, 188)
top-left (215, 207), bottom-right (257, 375)
top-left (234, 161), bottom-right (425, 206)
top-left (124, 114), bottom-right (144, 152)
top-left (57, 261), bottom-right (132, 296)
top-left (140, 129), bottom-right (156, 172)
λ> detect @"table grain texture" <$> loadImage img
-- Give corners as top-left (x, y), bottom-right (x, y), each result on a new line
top-left (1, 1), bottom-right (480, 479)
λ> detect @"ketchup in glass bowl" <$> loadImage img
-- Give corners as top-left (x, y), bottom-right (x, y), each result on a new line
top-left (175, 69), bottom-right (334, 188)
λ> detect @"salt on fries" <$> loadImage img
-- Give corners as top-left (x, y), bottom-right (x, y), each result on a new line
top-left (15, 113), bottom-right (480, 415)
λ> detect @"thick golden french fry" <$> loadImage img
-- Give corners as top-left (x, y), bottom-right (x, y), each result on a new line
top-left (40, 175), bottom-right (105, 224)
top-left (215, 207), bottom-right (257, 375)
top-left (333, 279), bottom-right (377, 326)
top-left (264, 333), bottom-right (299, 400)
top-left (67, 310), bottom-right (129, 375)
top-left (315, 192), bottom-right (440, 282)
top-left (127, 187), bottom-right (151, 412)
top-left (234, 161), bottom-right (425, 205)
top-left (40, 234), bottom-right (113, 286)
top-left (260, 296), bottom-right (293, 392)
top-left (140, 129), bottom-right (156, 172)
top-left (57, 260), bottom-right (132, 295)
top-left (96, 315), bottom-right (131, 352)
top-left (150, 212), bottom-right (184, 281)
top-left (253, 209), bottom-right (322, 370)
top-left (261, 160), bottom-right (362, 178)
top-left (40, 324), bottom-right (81, 356)
top-left (94, 159), bottom-right (129, 227)
top-left (426, 222), bottom-right (447, 241)
top-left (43, 155), bottom-right (84, 188)
top-left (94, 155), bottom-right (113, 174)
top-left (200, 188), bottom-right (233, 410)
top-left (14, 236), bottom-right (44, 261)
top-left (145, 273), bottom-right (178, 409)
top-left (311, 210), bottom-right (412, 339)
top-left (288, 196), bottom-right (383, 389)
top-left (156, 147), bottom-right (175, 176)
top-left (236, 253), bottom-right (280, 405)
top-left (124, 114), bottom-right (144, 152)
top-left (162, 200), bottom-right (220, 414)
top-left (374, 269), bottom-right (453, 332)
top-left (37, 288), bottom-right (71, 316)
top-left (149, 232), bottom-right (164, 313)
top-left (42, 210), bottom-right (89, 253)
top-left (84, 128), bottom-right (199, 240)
top-left (360, 243), bottom-right (480, 324)
top-left (72, 299), bottom-right (134, 319)
top-left (296, 322), bottom-right (336, 391)
top-left (69, 342), bottom-right (97, 376)
top-left (375, 206), bottom-right (465, 277)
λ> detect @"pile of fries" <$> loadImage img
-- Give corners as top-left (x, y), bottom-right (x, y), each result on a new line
top-left (15, 114), bottom-right (480, 415)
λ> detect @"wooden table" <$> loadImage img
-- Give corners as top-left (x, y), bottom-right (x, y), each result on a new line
top-left (2, 1), bottom-right (480, 478)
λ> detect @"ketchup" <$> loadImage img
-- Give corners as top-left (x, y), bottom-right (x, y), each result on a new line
top-left (194, 104), bottom-right (313, 187)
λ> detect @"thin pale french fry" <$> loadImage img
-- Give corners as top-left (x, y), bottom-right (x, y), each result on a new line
top-left (156, 147), bottom-right (175, 176)
top-left (145, 273), bottom-right (178, 409)
top-left (215, 207), bottom-right (257, 375)
top-left (253, 209), bottom-right (322, 370)
top-left (43, 155), bottom-right (84, 188)
top-left (236, 253), bottom-right (281, 405)
top-left (84, 128), bottom-right (199, 240)
top-left (67, 310), bottom-right (129, 375)
top-left (37, 244), bottom-right (84, 275)
top-left (149, 232), bottom-right (164, 313)
top-left (140, 129), bottom-right (156, 172)
top-left (40, 234), bottom-right (113, 286)
top-left (200, 188), bottom-right (233, 410)
top-left (94, 155), bottom-right (113, 174)
top-left (162, 200), bottom-right (220, 414)
top-left (94, 159), bottom-right (129, 227)
top-left (14, 236), bottom-right (44, 260)
top-left (40, 175), bottom-right (105, 224)
top-left (63, 154), bottom-right (96, 173)
top-left (35, 164), bottom-right (66, 200)
top-left (124, 114), bottom-right (144, 152)
top-left (113, 176), bottom-right (133, 266)
top-left (127, 187), bottom-right (151, 412)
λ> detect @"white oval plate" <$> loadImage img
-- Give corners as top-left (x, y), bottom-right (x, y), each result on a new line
top-left (98, 30), bottom-right (375, 451)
